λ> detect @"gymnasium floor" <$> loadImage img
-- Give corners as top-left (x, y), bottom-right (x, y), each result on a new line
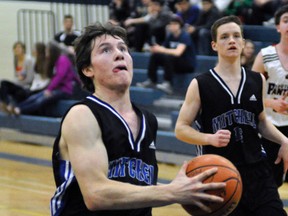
top-left (0, 140), bottom-right (287, 216)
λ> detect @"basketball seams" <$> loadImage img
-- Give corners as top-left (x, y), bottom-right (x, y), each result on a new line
top-left (186, 165), bottom-right (240, 177)
top-left (210, 179), bottom-right (242, 216)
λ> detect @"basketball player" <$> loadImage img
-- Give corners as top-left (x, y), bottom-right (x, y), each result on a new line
top-left (252, 5), bottom-right (288, 187)
top-left (50, 22), bottom-right (225, 216)
top-left (175, 15), bottom-right (288, 216)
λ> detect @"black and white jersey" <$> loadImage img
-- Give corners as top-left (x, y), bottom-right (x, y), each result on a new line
top-left (196, 68), bottom-right (264, 165)
top-left (51, 95), bottom-right (158, 216)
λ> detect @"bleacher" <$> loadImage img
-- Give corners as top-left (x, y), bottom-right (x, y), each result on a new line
top-left (0, 24), bottom-right (278, 164)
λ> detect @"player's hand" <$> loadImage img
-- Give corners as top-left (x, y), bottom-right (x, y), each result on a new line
top-left (275, 141), bottom-right (288, 176)
top-left (272, 94), bottom-right (288, 115)
top-left (208, 130), bottom-right (231, 147)
top-left (170, 161), bottom-right (225, 212)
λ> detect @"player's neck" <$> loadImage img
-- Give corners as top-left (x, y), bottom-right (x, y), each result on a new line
top-left (215, 57), bottom-right (241, 75)
top-left (94, 89), bottom-right (132, 110)
top-left (276, 40), bottom-right (288, 54)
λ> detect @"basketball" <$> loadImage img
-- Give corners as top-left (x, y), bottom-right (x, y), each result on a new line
top-left (182, 154), bottom-right (242, 216)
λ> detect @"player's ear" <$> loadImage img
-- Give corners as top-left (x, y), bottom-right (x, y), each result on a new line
top-left (82, 66), bottom-right (94, 78)
top-left (211, 41), bottom-right (217, 51)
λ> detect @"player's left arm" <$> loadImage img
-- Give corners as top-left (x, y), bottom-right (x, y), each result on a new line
top-left (258, 74), bottom-right (288, 174)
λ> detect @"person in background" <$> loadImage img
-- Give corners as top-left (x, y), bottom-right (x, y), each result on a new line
top-left (240, 39), bottom-right (255, 70)
top-left (124, 0), bottom-right (172, 51)
top-left (50, 21), bottom-right (225, 216)
top-left (174, 0), bottom-right (200, 27)
top-left (175, 15), bottom-right (288, 215)
top-left (252, 5), bottom-right (288, 187)
top-left (0, 41), bottom-right (35, 112)
top-left (0, 42), bottom-right (49, 114)
top-left (13, 40), bottom-right (76, 116)
top-left (188, 0), bottom-right (221, 55)
top-left (109, 0), bottom-right (132, 27)
top-left (12, 41), bottom-right (35, 88)
top-left (54, 14), bottom-right (80, 48)
top-left (136, 14), bottom-right (196, 94)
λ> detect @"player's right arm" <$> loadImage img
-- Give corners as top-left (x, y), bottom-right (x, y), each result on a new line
top-left (59, 104), bottom-right (225, 212)
top-left (175, 79), bottom-right (231, 147)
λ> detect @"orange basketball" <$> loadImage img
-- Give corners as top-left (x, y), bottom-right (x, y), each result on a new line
top-left (182, 154), bottom-right (242, 216)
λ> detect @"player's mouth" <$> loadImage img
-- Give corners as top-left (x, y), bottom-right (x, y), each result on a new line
top-left (113, 65), bottom-right (127, 73)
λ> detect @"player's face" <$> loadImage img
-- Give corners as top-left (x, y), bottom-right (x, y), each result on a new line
top-left (212, 22), bottom-right (245, 58)
top-left (85, 35), bottom-right (133, 93)
top-left (276, 12), bottom-right (288, 38)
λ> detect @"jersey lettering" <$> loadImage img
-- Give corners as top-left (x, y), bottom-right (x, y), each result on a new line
top-left (212, 109), bottom-right (256, 133)
top-left (108, 157), bottom-right (154, 185)
top-left (267, 83), bottom-right (288, 96)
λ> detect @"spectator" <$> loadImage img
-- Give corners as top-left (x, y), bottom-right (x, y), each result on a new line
top-left (136, 14), bottom-right (196, 94)
top-left (12, 41), bottom-right (35, 88)
top-left (188, 0), bottom-right (221, 55)
top-left (252, 5), bottom-right (288, 186)
top-left (54, 14), bottom-right (80, 48)
top-left (13, 41), bottom-right (76, 116)
top-left (0, 41), bottom-right (34, 112)
top-left (174, 0), bottom-right (200, 26)
top-left (125, 0), bottom-right (152, 49)
top-left (50, 21), bottom-right (225, 216)
top-left (0, 42), bottom-right (49, 114)
top-left (124, 0), bottom-right (172, 52)
top-left (109, 0), bottom-right (132, 27)
top-left (241, 39), bottom-right (256, 70)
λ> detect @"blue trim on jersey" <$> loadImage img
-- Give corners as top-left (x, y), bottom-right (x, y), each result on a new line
top-left (209, 67), bottom-right (246, 105)
top-left (50, 160), bottom-right (75, 216)
top-left (86, 95), bottom-right (146, 152)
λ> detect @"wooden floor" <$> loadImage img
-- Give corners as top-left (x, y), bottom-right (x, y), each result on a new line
top-left (0, 140), bottom-right (287, 216)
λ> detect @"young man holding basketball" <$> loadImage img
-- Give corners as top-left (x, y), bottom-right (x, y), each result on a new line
top-left (175, 15), bottom-right (288, 216)
top-left (50, 22), bottom-right (225, 216)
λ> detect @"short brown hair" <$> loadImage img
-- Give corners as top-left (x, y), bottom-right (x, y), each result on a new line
top-left (211, 15), bottom-right (243, 42)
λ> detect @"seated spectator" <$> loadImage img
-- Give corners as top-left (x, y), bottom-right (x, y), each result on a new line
top-left (12, 41), bottom-right (35, 88)
top-left (241, 39), bottom-right (256, 70)
top-left (174, 0), bottom-right (200, 26)
top-left (109, 0), bottom-right (132, 27)
top-left (136, 15), bottom-right (196, 94)
top-left (188, 0), bottom-right (221, 55)
top-left (0, 41), bottom-right (35, 112)
top-left (124, 0), bottom-right (172, 52)
top-left (54, 15), bottom-right (80, 48)
top-left (13, 41), bottom-right (77, 116)
top-left (0, 42), bottom-right (49, 114)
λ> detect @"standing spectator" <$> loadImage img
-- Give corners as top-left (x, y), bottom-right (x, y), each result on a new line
top-left (13, 41), bottom-right (76, 115)
top-left (137, 15), bottom-right (196, 94)
top-left (50, 21), bottom-right (225, 216)
top-left (124, 0), bottom-right (172, 51)
top-left (0, 42), bottom-right (49, 114)
top-left (174, 0), bottom-right (200, 26)
top-left (109, 0), bottom-right (132, 27)
top-left (54, 15), bottom-right (80, 48)
top-left (252, 5), bottom-right (288, 186)
top-left (188, 0), bottom-right (221, 55)
top-left (241, 39), bottom-right (256, 70)
top-left (175, 15), bottom-right (288, 215)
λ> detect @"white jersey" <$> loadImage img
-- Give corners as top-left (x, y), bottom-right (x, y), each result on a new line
top-left (261, 45), bottom-right (288, 126)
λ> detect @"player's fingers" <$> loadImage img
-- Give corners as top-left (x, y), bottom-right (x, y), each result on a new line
top-left (274, 156), bottom-right (281, 165)
top-left (191, 200), bottom-right (212, 213)
top-left (195, 167), bottom-right (218, 181)
top-left (200, 182), bottom-right (226, 192)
